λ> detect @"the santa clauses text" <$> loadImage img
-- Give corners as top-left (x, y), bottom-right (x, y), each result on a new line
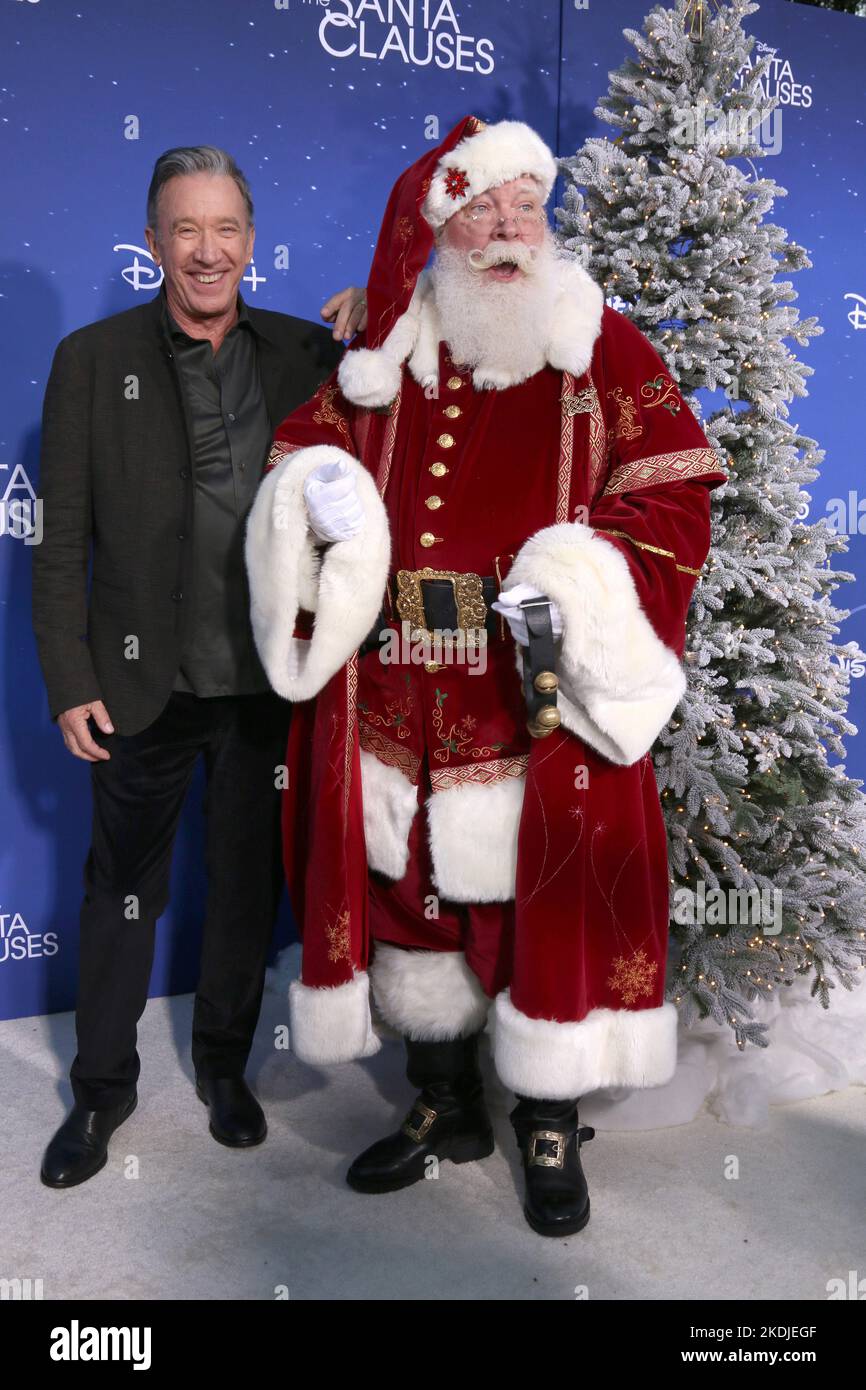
top-left (245, 115), bottom-right (727, 1237)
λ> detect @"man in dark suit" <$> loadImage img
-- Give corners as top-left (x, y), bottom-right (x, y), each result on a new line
top-left (32, 145), bottom-right (366, 1187)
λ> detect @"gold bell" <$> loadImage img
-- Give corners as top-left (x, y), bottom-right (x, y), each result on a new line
top-left (533, 670), bottom-right (559, 694)
top-left (527, 720), bottom-right (555, 740)
top-left (527, 706), bottom-right (561, 739)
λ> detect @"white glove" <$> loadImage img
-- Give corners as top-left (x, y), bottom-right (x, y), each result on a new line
top-left (492, 583), bottom-right (564, 647)
top-left (302, 458), bottom-right (364, 542)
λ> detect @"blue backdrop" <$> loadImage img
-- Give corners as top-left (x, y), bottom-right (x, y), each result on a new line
top-left (2, 0), bottom-right (864, 1020)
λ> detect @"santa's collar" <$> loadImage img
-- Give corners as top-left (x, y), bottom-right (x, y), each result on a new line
top-left (337, 258), bottom-right (605, 407)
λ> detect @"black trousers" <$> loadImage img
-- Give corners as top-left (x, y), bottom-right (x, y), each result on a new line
top-left (70, 690), bottom-right (291, 1110)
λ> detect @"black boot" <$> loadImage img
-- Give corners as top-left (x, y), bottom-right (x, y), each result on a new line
top-left (40, 1092), bottom-right (138, 1189)
top-left (346, 1034), bottom-right (494, 1194)
top-left (510, 1095), bottom-right (595, 1237)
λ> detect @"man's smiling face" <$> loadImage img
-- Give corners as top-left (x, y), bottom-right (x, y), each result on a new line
top-left (145, 171), bottom-right (254, 323)
top-left (440, 176), bottom-right (547, 280)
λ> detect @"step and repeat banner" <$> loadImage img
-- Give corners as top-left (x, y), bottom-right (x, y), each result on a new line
top-left (1, 0), bottom-right (864, 1020)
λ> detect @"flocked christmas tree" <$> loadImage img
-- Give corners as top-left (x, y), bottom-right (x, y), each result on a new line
top-left (555, 0), bottom-right (866, 1048)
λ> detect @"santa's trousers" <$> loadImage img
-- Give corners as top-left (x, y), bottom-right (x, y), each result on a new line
top-left (367, 756), bottom-right (679, 1100)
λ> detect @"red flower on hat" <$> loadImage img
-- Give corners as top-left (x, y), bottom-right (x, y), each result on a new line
top-left (444, 166), bottom-right (470, 200)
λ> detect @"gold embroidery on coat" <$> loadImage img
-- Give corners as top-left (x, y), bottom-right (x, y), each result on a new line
top-left (312, 383), bottom-right (352, 447)
top-left (640, 374), bottom-right (682, 416)
top-left (265, 440), bottom-right (303, 472)
top-left (326, 910), bottom-right (352, 964)
top-left (358, 672), bottom-right (414, 739)
top-left (345, 656), bottom-right (358, 815)
top-left (605, 387), bottom-right (643, 446)
top-left (607, 948), bottom-right (658, 1005)
top-left (431, 688), bottom-right (506, 764)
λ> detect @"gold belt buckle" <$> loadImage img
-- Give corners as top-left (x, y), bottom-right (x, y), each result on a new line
top-left (527, 1130), bottom-right (566, 1169)
top-left (395, 567), bottom-right (487, 644)
top-left (401, 1101), bottom-right (437, 1144)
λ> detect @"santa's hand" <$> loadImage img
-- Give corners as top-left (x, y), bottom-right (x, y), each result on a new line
top-left (303, 458), bottom-right (364, 542)
top-left (492, 584), bottom-right (564, 647)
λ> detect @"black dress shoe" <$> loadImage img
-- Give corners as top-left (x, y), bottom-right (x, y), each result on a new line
top-left (40, 1092), bottom-right (138, 1189)
top-left (510, 1095), bottom-right (595, 1237)
top-left (346, 1034), bottom-right (494, 1194)
top-left (195, 1076), bottom-right (267, 1148)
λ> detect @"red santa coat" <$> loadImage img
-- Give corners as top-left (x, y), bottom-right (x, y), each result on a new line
top-left (245, 262), bottom-right (727, 1098)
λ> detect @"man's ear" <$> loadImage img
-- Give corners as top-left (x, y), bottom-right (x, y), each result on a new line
top-left (144, 225), bottom-right (159, 265)
top-left (247, 224), bottom-right (256, 263)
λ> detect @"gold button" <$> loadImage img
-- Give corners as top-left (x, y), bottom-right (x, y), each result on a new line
top-left (437, 433), bottom-right (455, 449)
top-left (424, 661), bottom-right (442, 673)
top-left (419, 532), bottom-right (439, 548)
top-left (429, 462), bottom-right (448, 477)
top-left (447, 376), bottom-right (463, 390)
top-left (444, 404), bottom-right (461, 419)
top-left (425, 495), bottom-right (443, 510)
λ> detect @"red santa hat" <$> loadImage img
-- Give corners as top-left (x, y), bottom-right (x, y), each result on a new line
top-left (338, 114), bottom-right (559, 410)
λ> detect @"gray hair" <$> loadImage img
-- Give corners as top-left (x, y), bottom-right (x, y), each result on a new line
top-left (146, 145), bottom-right (254, 230)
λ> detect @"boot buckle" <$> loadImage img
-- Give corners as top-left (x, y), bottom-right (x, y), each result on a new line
top-left (401, 1101), bottom-right (437, 1144)
top-left (527, 1129), bottom-right (566, 1169)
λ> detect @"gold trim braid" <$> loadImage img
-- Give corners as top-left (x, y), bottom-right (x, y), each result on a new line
top-left (602, 447), bottom-right (723, 496)
top-left (595, 529), bottom-right (704, 577)
top-left (359, 723), bottom-right (421, 783)
top-left (429, 754), bottom-right (529, 792)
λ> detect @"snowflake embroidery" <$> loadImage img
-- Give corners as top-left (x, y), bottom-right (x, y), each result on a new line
top-left (326, 910), bottom-right (352, 965)
top-left (607, 948), bottom-right (658, 1006)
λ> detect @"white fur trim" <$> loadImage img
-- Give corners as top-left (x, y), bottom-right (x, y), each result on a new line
top-left (421, 120), bottom-right (558, 230)
top-left (405, 256), bottom-right (604, 394)
top-left (494, 990), bottom-right (678, 1098)
top-left (337, 272), bottom-right (431, 409)
top-left (546, 260), bottom-right (606, 381)
top-left (370, 942), bottom-right (491, 1040)
top-left (507, 523), bottom-right (686, 766)
top-left (244, 445), bottom-right (390, 702)
top-left (289, 971), bottom-right (382, 1065)
top-left (359, 748), bottom-right (419, 879)
top-left (426, 775), bottom-right (524, 902)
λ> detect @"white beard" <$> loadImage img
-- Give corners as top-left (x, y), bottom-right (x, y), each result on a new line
top-left (430, 236), bottom-right (562, 389)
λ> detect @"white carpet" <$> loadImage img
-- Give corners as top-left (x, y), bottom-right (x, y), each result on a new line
top-left (1, 970), bottom-right (864, 1301)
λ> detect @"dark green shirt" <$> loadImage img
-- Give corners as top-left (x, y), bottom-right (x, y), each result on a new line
top-left (162, 293), bottom-right (272, 697)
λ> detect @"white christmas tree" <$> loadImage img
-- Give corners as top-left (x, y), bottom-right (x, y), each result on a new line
top-left (556, 0), bottom-right (866, 1049)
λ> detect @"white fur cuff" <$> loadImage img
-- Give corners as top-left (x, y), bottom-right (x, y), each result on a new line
top-left (507, 523), bottom-right (686, 766)
top-left (288, 972), bottom-right (382, 1066)
top-left (370, 943), bottom-right (491, 1040)
top-left (244, 445), bottom-right (390, 702)
top-left (493, 990), bottom-right (678, 1099)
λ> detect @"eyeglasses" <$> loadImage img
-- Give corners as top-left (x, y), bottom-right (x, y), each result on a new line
top-left (460, 205), bottom-right (546, 232)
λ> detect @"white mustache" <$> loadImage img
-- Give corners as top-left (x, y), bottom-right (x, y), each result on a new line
top-left (466, 242), bottom-right (538, 275)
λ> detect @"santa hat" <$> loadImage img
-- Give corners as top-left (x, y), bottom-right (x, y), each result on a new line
top-left (338, 114), bottom-right (559, 410)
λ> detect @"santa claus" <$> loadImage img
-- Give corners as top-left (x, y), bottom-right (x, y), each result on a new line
top-left (245, 115), bottom-right (727, 1237)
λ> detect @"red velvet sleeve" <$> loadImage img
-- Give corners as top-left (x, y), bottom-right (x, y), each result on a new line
top-left (589, 310), bottom-right (728, 656)
top-left (265, 364), bottom-right (361, 475)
